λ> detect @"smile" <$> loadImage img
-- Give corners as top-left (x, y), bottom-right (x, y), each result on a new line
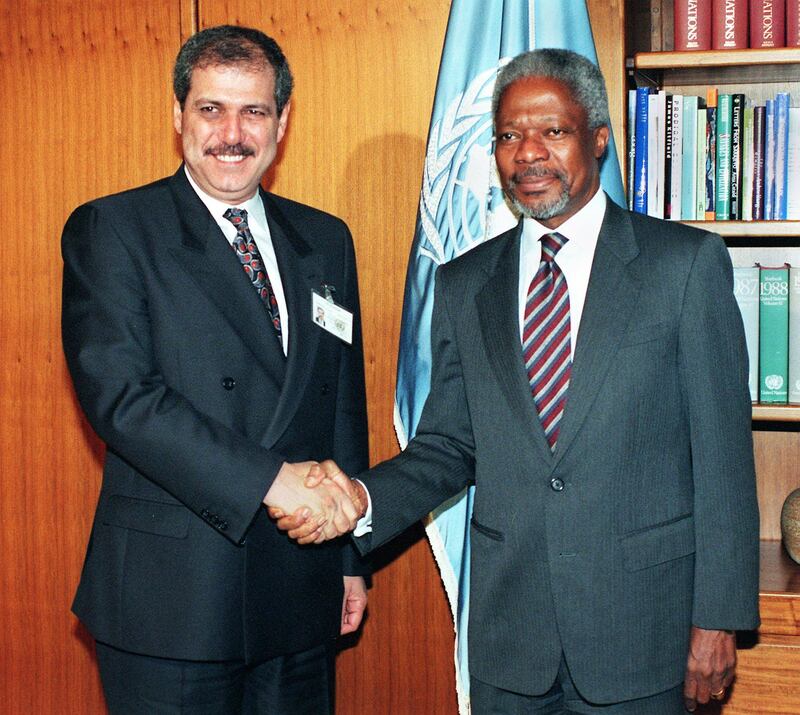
top-left (213, 155), bottom-right (247, 163)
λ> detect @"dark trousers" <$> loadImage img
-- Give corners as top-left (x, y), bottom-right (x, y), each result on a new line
top-left (471, 657), bottom-right (685, 714)
top-left (95, 641), bottom-right (334, 715)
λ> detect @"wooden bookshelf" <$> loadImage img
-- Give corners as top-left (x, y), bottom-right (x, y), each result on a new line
top-left (753, 405), bottom-right (800, 421)
top-left (635, 48), bottom-right (800, 70)
top-left (681, 221), bottom-right (800, 238)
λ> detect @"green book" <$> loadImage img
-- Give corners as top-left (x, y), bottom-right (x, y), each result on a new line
top-left (759, 264), bottom-right (790, 403)
top-left (696, 105), bottom-right (707, 220)
top-left (715, 94), bottom-right (733, 220)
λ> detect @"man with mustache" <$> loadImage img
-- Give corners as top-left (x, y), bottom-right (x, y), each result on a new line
top-left (275, 49), bottom-right (760, 714)
top-left (61, 25), bottom-right (367, 713)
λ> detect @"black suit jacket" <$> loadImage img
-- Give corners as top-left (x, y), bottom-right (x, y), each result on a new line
top-left (357, 199), bottom-right (759, 703)
top-left (62, 167), bottom-right (368, 663)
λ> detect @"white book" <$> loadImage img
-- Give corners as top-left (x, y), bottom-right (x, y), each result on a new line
top-left (787, 107), bottom-right (800, 220)
top-left (655, 90), bottom-right (667, 219)
top-left (733, 266), bottom-right (760, 402)
top-left (791, 266), bottom-right (800, 403)
top-left (670, 94), bottom-right (684, 220)
top-left (647, 93), bottom-right (661, 217)
top-left (742, 106), bottom-right (755, 222)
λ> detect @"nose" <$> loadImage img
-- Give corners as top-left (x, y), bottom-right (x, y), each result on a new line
top-left (515, 134), bottom-right (548, 163)
top-left (221, 113), bottom-right (244, 145)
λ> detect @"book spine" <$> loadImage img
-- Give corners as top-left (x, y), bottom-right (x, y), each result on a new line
top-left (730, 93), bottom-right (745, 221)
top-left (749, 0), bottom-right (786, 47)
top-left (753, 105), bottom-right (766, 219)
top-left (634, 87), bottom-right (650, 215)
top-left (742, 105), bottom-right (755, 221)
top-left (681, 96), bottom-right (699, 220)
top-left (764, 98), bottom-right (776, 220)
top-left (713, 0), bottom-right (749, 49)
top-left (774, 92), bottom-right (790, 219)
top-left (627, 89), bottom-right (636, 211)
top-left (790, 266), bottom-right (800, 403)
top-left (696, 105), bottom-right (707, 220)
top-left (675, 0), bottom-right (712, 50)
top-left (664, 94), bottom-right (674, 218)
top-left (670, 94), bottom-right (684, 220)
top-left (759, 264), bottom-right (790, 403)
top-left (716, 94), bottom-right (732, 220)
top-left (788, 0), bottom-right (800, 45)
top-left (733, 266), bottom-right (761, 402)
top-left (655, 89), bottom-right (667, 219)
top-left (705, 88), bottom-right (717, 220)
top-left (787, 107), bottom-right (800, 220)
top-left (647, 93), bottom-right (661, 217)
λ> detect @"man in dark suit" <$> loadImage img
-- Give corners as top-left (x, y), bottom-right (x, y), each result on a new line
top-left (274, 49), bottom-right (760, 714)
top-left (61, 25), bottom-right (368, 714)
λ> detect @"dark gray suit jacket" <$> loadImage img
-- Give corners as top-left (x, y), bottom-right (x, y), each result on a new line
top-left (62, 167), bottom-right (368, 663)
top-left (358, 198), bottom-right (759, 703)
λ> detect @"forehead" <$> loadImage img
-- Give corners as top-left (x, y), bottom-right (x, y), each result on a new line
top-left (188, 63), bottom-right (276, 103)
top-left (496, 76), bottom-right (586, 125)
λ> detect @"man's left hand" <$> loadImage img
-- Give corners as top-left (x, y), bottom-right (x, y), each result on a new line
top-left (683, 626), bottom-right (736, 712)
top-left (341, 576), bottom-right (367, 635)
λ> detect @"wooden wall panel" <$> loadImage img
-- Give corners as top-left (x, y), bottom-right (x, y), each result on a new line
top-left (0, 1), bottom-right (183, 712)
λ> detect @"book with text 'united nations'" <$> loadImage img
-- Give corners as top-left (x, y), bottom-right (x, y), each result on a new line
top-left (633, 86), bottom-right (651, 215)
top-left (715, 93), bottom-right (732, 220)
top-left (681, 94), bottom-right (699, 220)
top-left (750, 0), bottom-right (786, 47)
top-left (752, 105), bottom-right (767, 220)
top-left (675, 0), bottom-right (712, 49)
top-left (790, 266), bottom-right (800, 403)
top-left (734, 266), bottom-right (761, 402)
top-left (759, 263), bottom-right (790, 403)
top-left (713, 0), bottom-right (749, 49)
top-left (788, 0), bottom-right (800, 45)
top-left (730, 93), bottom-right (745, 221)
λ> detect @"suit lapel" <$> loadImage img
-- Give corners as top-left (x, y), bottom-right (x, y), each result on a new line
top-left (259, 191), bottom-right (325, 446)
top-left (167, 169), bottom-right (287, 388)
top-left (476, 223), bottom-right (555, 463)
top-left (553, 200), bottom-right (642, 464)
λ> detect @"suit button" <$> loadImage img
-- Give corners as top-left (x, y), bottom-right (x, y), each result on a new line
top-left (550, 477), bottom-right (565, 492)
top-left (221, 377), bottom-right (236, 390)
top-left (218, 521), bottom-right (228, 531)
top-left (321, 384), bottom-right (331, 395)
top-left (201, 508), bottom-right (210, 517)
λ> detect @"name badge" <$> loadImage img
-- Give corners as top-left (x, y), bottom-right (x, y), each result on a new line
top-left (312, 287), bottom-right (353, 344)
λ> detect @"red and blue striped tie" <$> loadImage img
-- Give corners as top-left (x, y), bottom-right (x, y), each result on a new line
top-left (523, 232), bottom-right (571, 451)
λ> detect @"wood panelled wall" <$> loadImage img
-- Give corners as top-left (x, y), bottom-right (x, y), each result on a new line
top-left (0, 2), bottom-right (622, 712)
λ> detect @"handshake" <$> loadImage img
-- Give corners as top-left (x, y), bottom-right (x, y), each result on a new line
top-left (263, 460), bottom-right (367, 544)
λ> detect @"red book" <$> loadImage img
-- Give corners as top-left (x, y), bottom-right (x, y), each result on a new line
top-left (788, 0), bottom-right (800, 45)
top-left (750, 0), bottom-right (785, 47)
top-left (712, 0), bottom-right (748, 49)
top-left (674, 0), bottom-right (712, 50)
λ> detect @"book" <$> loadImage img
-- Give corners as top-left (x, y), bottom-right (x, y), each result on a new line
top-left (664, 94), bottom-right (674, 218)
top-left (633, 86), bottom-right (650, 215)
top-left (787, 107), bottom-right (800, 220)
top-left (749, 0), bottom-right (786, 47)
top-left (790, 266), bottom-right (800, 403)
top-left (741, 106), bottom-right (755, 221)
top-left (681, 95), bottom-right (699, 220)
top-left (759, 263), bottom-right (790, 403)
top-left (713, 0), bottom-right (748, 49)
top-left (669, 94), bottom-right (684, 220)
top-left (752, 105), bottom-right (767, 220)
top-left (774, 92), bottom-right (790, 220)
top-left (647, 91), bottom-right (667, 218)
top-left (733, 266), bottom-right (760, 402)
top-left (675, 0), bottom-right (712, 49)
top-left (715, 94), bottom-right (732, 220)
top-left (627, 89), bottom-right (636, 210)
top-left (788, 0), bottom-right (800, 45)
top-left (729, 93), bottom-right (745, 221)
top-left (696, 103), bottom-right (707, 220)
top-left (764, 98), bottom-right (776, 220)
top-left (705, 88), bottom-right (717, 220)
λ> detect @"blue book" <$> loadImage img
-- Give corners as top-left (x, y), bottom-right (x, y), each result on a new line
top-left (765, 98), bottom-right (776, 220)
top-left (681, 95), bottom-right (699, 220)
top-left (774, 92), bottom-right (790, 220)
top-left (633, 87), bottom-right (651, 214)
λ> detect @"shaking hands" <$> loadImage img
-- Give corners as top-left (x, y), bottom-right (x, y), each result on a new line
top-left (264, 460), bottom-right (367, 544)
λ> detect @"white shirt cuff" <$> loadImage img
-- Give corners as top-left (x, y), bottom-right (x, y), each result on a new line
top-left (352, 479), bottom-right (373, 536)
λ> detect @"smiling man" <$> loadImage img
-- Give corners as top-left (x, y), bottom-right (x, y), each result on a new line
top-left (274, 49), bottom-right (760, 714)
top-left (61, 25), bottom-right (368, 714)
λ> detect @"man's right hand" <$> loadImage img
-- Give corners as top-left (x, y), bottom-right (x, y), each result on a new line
top-left (263, 461), bottom-right (362, 541)
top-left (267, 460), bottom-right (366, 544)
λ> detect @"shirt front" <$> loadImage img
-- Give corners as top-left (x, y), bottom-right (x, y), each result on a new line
top-left (185, 167), bottom-right (290, 356)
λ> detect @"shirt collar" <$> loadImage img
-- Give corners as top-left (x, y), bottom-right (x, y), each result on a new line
top-left (183, 166), bottom-right (267, 230)
top-left (521, 188), bottom-right (606, 245)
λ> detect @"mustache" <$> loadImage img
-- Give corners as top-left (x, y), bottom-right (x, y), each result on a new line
top-left (509, 166), bottom-right (566, 184)
top-left (205, 144), bottom-right (255, 157)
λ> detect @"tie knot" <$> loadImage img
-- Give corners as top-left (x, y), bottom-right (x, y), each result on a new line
top-left (540, 232), bottom-right (568, 263)
top-left (223, 207), bottom-right (248, 229)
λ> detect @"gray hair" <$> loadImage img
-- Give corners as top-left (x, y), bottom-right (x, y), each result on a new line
top-left (173, 25), bottom-right (293, 113)
top-left (492, 48), bottom-right (609, 130)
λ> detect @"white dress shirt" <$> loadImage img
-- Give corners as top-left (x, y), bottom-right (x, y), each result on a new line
top-left (185, 167), bottom-right (290, 356)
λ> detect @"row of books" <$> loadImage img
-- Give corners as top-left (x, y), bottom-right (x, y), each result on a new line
top-left (626, 87), bottom-right (800, 221)
top-left (734, 264), bottom-right (800, 403)
top-left (675, 0), bottom-right (800, 50)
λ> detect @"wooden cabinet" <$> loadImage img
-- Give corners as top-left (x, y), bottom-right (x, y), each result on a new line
top-left (629, 46), bottom-right (800, 713)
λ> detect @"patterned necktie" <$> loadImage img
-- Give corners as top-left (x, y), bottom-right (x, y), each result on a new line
top-left (523, 232), bottom-right (572, 451)
top-left (222, 207), bottom-right (283, 345)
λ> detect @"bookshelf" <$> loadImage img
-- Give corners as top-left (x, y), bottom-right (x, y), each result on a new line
top-left (627, 41), bottom-right (800, 714)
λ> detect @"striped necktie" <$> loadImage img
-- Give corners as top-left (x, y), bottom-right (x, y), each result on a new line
top-left (522, 232), bottom-right (572, 451)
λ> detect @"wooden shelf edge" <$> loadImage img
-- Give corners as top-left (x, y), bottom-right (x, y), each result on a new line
top-left (752, 405), bottom-right (800, 421)
top-left (680, 220), bottom-right (800, 238)
top-left (634, 48), bottom-right (800, 70)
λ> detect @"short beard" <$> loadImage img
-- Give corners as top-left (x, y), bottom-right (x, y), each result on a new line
top-left (505, 169), bottom-right (571, 221)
